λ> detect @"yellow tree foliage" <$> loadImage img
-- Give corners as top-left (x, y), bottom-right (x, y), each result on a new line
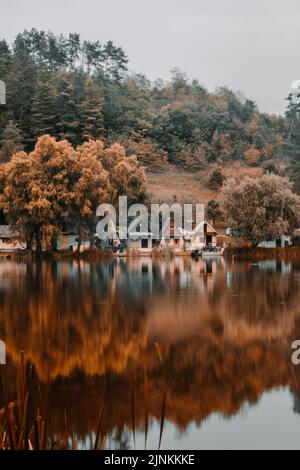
top-left (77, 141), bottom-right (146, 205)
top-left (244, 147), bottom-right (261, 166)
top-left (0, 135), bottom-right (146, 251)
top-left (125, 138), bottom-right (168, 168)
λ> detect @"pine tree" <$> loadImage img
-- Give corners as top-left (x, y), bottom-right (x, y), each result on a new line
top-left (0, 40), bottom-right (12, 78)
top-left (0, 121), bottom-right (23, 163)
top-left (31, 73), bottom-right (57, 138)
top-left (80, 78), bottom-right (104, 141)
top-left (286, 94), bottom-right (300, 193)
top-left (6, 37), bottom-right (37, 148)
top-left (54, 72), bottom-right (79, 146)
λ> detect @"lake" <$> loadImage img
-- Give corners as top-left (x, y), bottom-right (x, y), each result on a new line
top-left (0, 256), bottom-right (300, 450)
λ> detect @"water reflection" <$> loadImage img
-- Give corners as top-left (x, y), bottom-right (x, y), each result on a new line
top-left (1, 257), bottom-right (300, 449)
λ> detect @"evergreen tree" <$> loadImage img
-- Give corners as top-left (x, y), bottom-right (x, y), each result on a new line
top-left (6, 38), bottom-right (37, 148)
top-left (101, 41), bottom-right (128, 83)
top-left (54, 72), bottom-right (79, 146)
top-left (31, 73), bottom-right (57, 138)
top-left (285, 94), bottom-right (300, 193)
top-left (0, 40), bottom-right (12, 78)
top-left (0, 121), bottom-right (23, 162)
top-left (80, 77), bottom-right (104, 141)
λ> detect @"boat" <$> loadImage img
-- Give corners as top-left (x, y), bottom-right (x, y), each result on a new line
top-left (201, 250), bottom-right (224, 257)
top-left (191, 247), bottom-right (224, 258)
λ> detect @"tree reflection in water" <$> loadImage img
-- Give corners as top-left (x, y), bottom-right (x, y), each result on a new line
top-left (0, 257), bottom-right (300, 448)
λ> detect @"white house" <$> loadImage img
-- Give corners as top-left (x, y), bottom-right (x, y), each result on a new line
top-left (127, 232), bottom-right (153, 255)
top-left (188, 221), bottom-right (219, 251)
top-left (0, 226), bottom-right (27, 252)
top-left (258, 235), bottom-right (292, 249)
top-left (159, 218), bottom-right (219, 253)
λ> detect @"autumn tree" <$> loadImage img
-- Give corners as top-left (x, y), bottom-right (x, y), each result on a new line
top-left (0, 136), bottom-right (79, 251)
top-left (245, 147), bottom-right (261, 166)
top-left (0, 121), bottom-right (23, 163)
top-left (0, 149), bottom-right (52, 252)
top-left (78, 140), bottom-right (146, 205)
top-left (72, 142), bottom-right (109, 249)
top-left (0, 134), bottom-right (146, 252)
top-left (219, 174), bottom-right (300, 246)
top-left (124, 137), bottom-right (168, 168)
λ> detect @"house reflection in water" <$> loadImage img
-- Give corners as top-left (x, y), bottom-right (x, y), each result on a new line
top-left (0, 257), bottom-right (300, 448)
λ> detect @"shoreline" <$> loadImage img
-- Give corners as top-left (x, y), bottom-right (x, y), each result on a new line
top-left (2, 246), bottom-right (300, 262)
top-left (225, 246), bottom-right (300, 261)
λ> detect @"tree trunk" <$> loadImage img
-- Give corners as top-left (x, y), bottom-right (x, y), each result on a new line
top-left (35, 230), bottom-right (42, 255)
top-left (77, 227), bottom-right (82, 253)
top-left (51, 234), bottom-right (58, 252)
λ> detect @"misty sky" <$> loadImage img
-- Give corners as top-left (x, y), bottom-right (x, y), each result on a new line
top-left (1, 0), bottom-right (300, 114)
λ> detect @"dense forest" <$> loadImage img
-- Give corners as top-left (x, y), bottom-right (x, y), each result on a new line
top-left (1, 29), bottom-right (299, 183)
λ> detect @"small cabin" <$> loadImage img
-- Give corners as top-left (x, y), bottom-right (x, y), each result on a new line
top-left (0, 225), bottom-right (26, 252)
top-left (258, 235), bottom-right (292, 249)
top-left (56, 233), bottom-right (90, 252)
top-left (184, 221), bottom-right (218, 251)
top-left (127, 232), bottom-right (153, 256)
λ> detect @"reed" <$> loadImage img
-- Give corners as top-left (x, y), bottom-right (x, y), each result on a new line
top-left (0, 352), bottom-right (40, 450)
top-left (94, 406), bottom-right (104, 451)
top-left (143, 366), bottom-right (149, 450)
top-left (155, 342), bottom-right (167, 450)
top-left (0, 347), bottom-right (168, 451)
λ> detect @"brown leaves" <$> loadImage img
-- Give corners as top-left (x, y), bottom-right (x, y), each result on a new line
top-left (0, 135), bottom-right (146, 249)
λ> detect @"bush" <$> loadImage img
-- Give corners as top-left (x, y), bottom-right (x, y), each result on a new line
top-left (208, 170), bottom-right (225, 189)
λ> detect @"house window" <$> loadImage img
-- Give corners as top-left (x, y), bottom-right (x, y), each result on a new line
top-left (141, 239), bottom-right (148, 249)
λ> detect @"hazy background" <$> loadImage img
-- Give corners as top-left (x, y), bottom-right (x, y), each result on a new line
top-left (1, 0), bottom-right (299, 114)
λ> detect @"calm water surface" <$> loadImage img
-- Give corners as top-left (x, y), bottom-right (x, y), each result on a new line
top-left (1, 257), bottom-right (300, 450)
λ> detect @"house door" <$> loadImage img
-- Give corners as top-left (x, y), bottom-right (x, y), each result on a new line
top-left (206, 235), bottom-right (212, 245)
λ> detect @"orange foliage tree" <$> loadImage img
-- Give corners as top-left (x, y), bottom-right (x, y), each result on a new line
top-left (0, 135), bottom-right (146, 251)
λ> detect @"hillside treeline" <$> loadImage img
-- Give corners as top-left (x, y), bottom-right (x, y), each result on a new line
top-left (0, 29), bottom-right (293, 173)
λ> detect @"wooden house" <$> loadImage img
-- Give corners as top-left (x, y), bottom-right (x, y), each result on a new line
top-left (189, 221), bottom-right (219, 250)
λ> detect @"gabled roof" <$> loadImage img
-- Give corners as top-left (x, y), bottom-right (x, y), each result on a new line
top-left (193, 220), bottom-right (218, 236)
top-left (160, 218), bottom-right (218, 239)
top-left (160, 217), bottom-right (183, 239)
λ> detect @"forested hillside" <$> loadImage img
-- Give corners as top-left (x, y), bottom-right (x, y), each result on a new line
top-left (0, 29), bottom-right (299, 189)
